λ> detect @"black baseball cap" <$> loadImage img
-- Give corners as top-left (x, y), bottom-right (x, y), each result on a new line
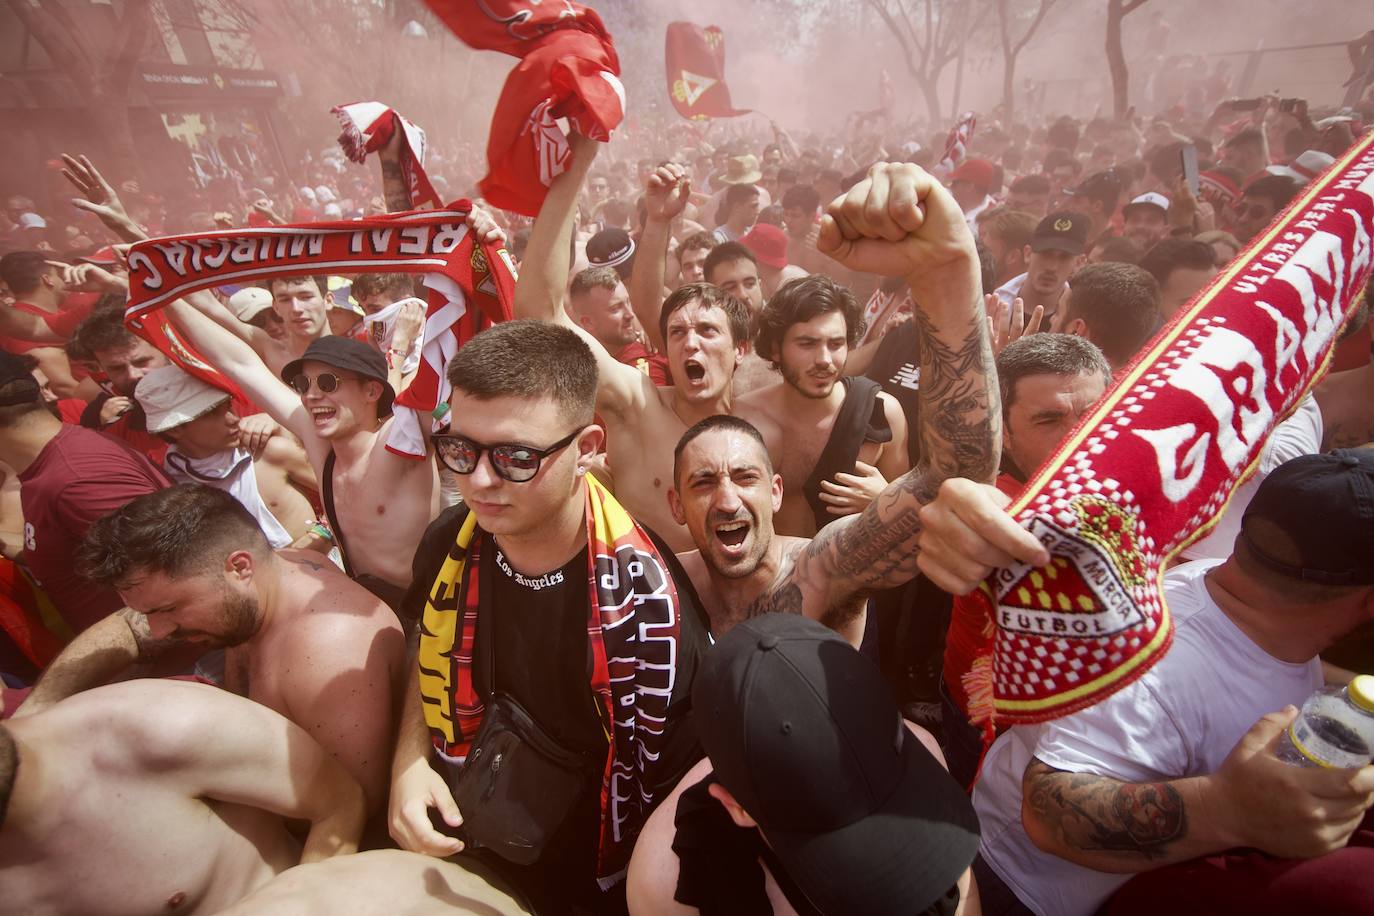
top-left (1240, 450), bottom-right (1374, 585)
top-left (694, 614), bottom-right (979, 916)
top-left (1030, 210), bottom-right (1091, 255)
top-left (586, 227), bottom-right (636, 281)
top-left (281, 336), bottom-right (395, 416)
top-left (0, 351), bottom-right (40, 406)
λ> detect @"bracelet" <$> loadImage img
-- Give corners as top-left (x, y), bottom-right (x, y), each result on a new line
top-left (309, 521), bottom-right (333, 541)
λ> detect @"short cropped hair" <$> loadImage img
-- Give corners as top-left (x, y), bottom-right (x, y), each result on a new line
top-left (997, 334), bottom-right (1111, 411)
top-left (979, 208), bottom-right (1038, 250)
top-left (447, 319), bottom-right (597, 426)
top-left (79, 484), bottom-right (270, 589)
top-left (676, 231), bottom-right (717, 262)
top-left (1243, 174), bottom-right (1301, 211)
top-left (1138, 239), bottom-right (1216, 287)
top-left (71, 306), bottom-right (140, 357)
top-left (1009, 173), bottom-right (1051, 196)
top-left (1224, 127), bottom-right (1265, 152)
top-left (673, 414), bottom-right (772, 486)
top-left (1063, 262), bottom-right (1161, 367)
top-left (351, 272), bottom-right (415, 302)
top-left (0, 251), bottom-right (51, 296)
top-left (753, 275), bottom-right (865, 366)
top-left (659, 282), bottom-right (752, 347)
top-left (781, 184), bottom-right (820, 213)
top-left (1091, 236), bottom-right (1144, 265)
top-left (703, 241), bottom-right (756, 285)
top-left (269, 275), bottom-right (327, 297)
top-left (569, 266), bottom-right (621, 300)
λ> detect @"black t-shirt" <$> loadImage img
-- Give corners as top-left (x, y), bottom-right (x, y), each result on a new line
top-left (402, 505), bottom-right (712, 912)
top-left (864, 320), bottom-right (923, 467)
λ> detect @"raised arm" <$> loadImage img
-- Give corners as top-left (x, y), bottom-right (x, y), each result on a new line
top-left (14, 608), bottom-right (178, 717)
top-left (1021, 709), bottom-right (1374, 873)
top-left (629, 163), bottom-right (691, 353)
top-left (752, 164), bottom-right (1043, 627)
top-left (378, 127), bottom-right (414, 213)
top-left (166, 293), bottom-right (317, 450)
top-left (513, 134), bottom-right (652, 418)
top-left (132, 680), bottom-right (365, 862)
top-left (60, 153), bottom-right (147, 244)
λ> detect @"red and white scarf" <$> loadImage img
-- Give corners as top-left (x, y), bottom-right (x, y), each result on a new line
top-left (964, 130), bottom-right (1374, 731)
top-left (936, 111), bottom-right (977, 176)
top-left (332, 102), bottom-right (441, 209)
top-left (121, 205), bottom-right (516, 459)
top-left (424, 0), bottom-right (626, 216)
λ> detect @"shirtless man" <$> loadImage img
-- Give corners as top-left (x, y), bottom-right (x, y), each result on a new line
top-left (515, 135), bottom-right (751, 552)
top-left (14, 484), bottom-right (405, 813)
top-left (135, 364), bottom-right (318, 545)
top-left (630, 166), bottom-right (773, 396)
top-left (0, 678), bottom-right (364, 916)
top-left (735, 274), bottom-right (909, 537)
top-left (668, 162), bottom-right (1047, 644)
top-left (166, 291), bottom-right (444, 606)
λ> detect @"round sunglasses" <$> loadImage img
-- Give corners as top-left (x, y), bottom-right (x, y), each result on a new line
top-left (289, 371), bottom-right (363, 396)
top-left (433, 428), bottom-right (580, 483)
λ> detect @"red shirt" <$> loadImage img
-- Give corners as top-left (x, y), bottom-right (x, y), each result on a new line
top-left (18, 424), bottom-right (170, 633)
top-left (616, 341), bottom-right (672, 387)
top-left (0, 293), bottom-right (98, 354)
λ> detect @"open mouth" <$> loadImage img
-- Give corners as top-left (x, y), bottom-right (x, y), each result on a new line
top-left (714, 520), bottom-right (749, 548)
top-left (683, 359), bottom-right (706, 383)
top-left (310, 406), bottom-right (337, 423)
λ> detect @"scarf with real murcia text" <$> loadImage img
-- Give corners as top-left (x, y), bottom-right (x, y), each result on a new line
top-left (121, 205), bottom-right (516, 459)
top-left (415, 474), bottom-right (684, 885)
top-left (959, 129), bottom-right (1374, 741)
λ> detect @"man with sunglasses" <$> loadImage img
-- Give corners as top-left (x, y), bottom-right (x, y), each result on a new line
top-left (515, 135), bottom-right (751, 552)
top-left (389, 319), bottom-right (713, 914)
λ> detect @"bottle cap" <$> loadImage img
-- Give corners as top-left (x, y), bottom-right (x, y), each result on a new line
top-left (1348, 675), bottom-right (1374, 713)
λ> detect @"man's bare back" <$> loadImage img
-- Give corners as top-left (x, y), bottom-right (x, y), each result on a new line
top-left (0, 680), bottom-right (363, 916)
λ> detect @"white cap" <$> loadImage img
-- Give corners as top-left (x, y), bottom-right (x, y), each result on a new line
top-left (1266, 149), bottom-right (1335, 184)
top-left (136, 365), bottom-right (231, 434)
top-left (227, 287), bottom-right (273, 323)
top-left (18, 213), bottom-right (46, 230)
top-left (1124, 192), bottom-right (1170, 215)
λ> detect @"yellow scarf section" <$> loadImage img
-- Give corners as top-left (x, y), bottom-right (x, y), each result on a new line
top-left (418, 510), bottom-right (480, 745)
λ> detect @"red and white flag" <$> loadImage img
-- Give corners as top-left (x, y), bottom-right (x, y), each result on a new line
top-left (424, 0), bottom-right (625, 216)
top-left (332, 102), bottom-right (441, 210)
top-left (936, 111), bottom-right (977, 176)
top-left (664, 22), bottom-right (751, 121)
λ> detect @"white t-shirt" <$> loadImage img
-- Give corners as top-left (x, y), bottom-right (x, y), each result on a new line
top-left (994, 272), bottom-right (1027, 306)
top-left (972, 559), bottom-right (1323, 916)
top-left (1181, 394), bottom-right (1323, 561)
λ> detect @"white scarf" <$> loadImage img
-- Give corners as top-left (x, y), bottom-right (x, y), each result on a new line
top-left (164, 446), bottom-right (293, 548)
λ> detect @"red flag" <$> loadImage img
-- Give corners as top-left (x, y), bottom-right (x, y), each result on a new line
top-left (664, 22), bottom-right (751, 121)
top-left (424, 1), bottom-right (625, 216)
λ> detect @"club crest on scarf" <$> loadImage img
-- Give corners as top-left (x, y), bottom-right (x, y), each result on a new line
top-left (967, 131), bottom-right (1374, 728)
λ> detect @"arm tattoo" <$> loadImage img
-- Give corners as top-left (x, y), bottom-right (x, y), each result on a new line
top-left (119, 608), bottom-right (185, 659)
top-left (380, 159), bottom-right (412, 213)
top-left (1024, 761), bottom-right (1188, 860)
top-left (910, 303), bottom-right (1000, 498)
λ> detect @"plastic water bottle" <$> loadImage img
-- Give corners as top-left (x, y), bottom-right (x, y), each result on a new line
top-left (1275, 675), bottom-right (1374, 768)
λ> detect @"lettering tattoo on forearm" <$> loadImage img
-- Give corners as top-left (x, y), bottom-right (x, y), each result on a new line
top-left (1025, 761), bottom-right (1188, 860)
top-left (381, 159), bottom-right (412, 213)
top-left (911, 305), bottom-right (1000, 497)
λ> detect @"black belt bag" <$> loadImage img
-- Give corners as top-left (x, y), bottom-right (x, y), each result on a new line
top-left (448, 690), bottom-right (602, 865)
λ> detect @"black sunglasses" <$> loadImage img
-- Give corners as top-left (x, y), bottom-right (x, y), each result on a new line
top-left (289, 372), bottom-right (361, 395)
top-left (434, 428), bottom-right (581, 483)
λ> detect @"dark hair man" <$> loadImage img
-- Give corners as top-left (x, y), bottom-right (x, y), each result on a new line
top-left (1220, 126), bottom-right (1269, 182)
top-left (1057, 261), bottom-right (1162, 369)
top-left (675, 231), bottom-right (716, 286)
top-left (517, 139), bottom-right (752, 551)
top-left (14, 483), bottom-right (406, 814)
top-left (993, 211), bottom-right (1090, 326)
top-left (1122, 192), bottom-right (1172, 250)
top-left (568, 266), bottom-right (669, 386)
top-left (669, 162), bottom-right (1045, 646)
top-left (1087, 235), bottom-right (1144, 265)
top-left (346, 271), bottom-right (425, 394)
top-left (1007, 174), bottom-right (1052, 218)
top-left (1061, 170), bottom-right (1125, 240)
top-left (1138, 238), bottom-right (1219, 319)
top-left (0, 680), bottom-right (365, 915)
top-left (713, 184), bottom-right (761, 243)
top-left (1234, 174), bottom-right (1301, 243)
top-left (781, 183), bottom-right (828, 274)
top-left (0, 250), bottom-right (108, 399)
top-left (0, 350), bottom-right (168, 634)
top-left (703, 241), bottom-right (764, 315)
top-left (627, 614), bottom-right (979, 916)
top-left (979, 207), bottom-right (1039, 286)
top-left (389, 320), bottom-right (712, 913)
top-left (736, 275), bottom-right (910, 537)
top-left (963, 451), bottom-right (1374, 916)
top-left (69, 304), bottom-right (176, 461)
